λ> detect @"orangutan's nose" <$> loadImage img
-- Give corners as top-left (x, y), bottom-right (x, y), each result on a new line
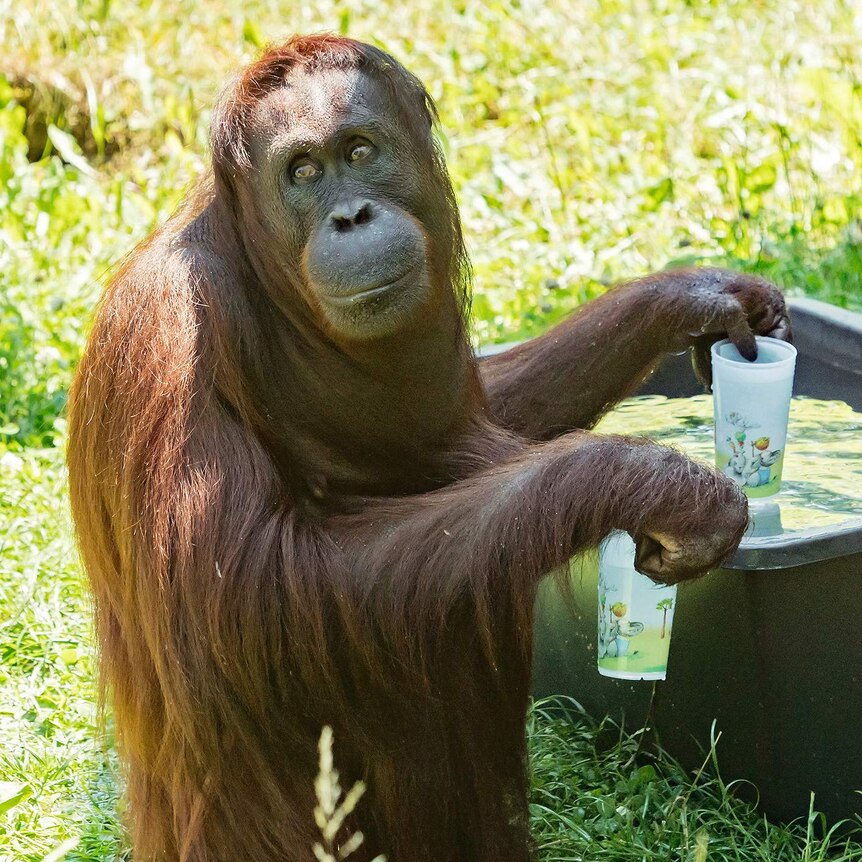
top-left (328, 200), bottom-right (374, 232)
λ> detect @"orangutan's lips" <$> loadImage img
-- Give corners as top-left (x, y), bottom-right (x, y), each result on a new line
top-left (323, 266), bottom-right (418, 306)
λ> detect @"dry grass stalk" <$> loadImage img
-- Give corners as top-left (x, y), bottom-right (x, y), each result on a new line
top-left (313, 726), bottom-right (386, 862)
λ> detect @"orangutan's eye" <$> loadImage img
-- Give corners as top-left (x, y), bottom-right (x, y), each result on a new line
top-left (347, 142), bottom-right (374, 163)
top-left (291, 160), bottom-right (321, 182)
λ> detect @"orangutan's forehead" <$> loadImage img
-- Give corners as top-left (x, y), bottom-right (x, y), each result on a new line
top-left (250, 67), bottom-right (395, 156)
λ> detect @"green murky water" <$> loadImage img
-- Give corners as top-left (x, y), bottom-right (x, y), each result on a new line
top-left (595, 395), bottom-right (862, 534)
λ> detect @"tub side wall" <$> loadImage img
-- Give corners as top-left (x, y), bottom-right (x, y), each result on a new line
top-left (533, 552), bottom-right (862, 822)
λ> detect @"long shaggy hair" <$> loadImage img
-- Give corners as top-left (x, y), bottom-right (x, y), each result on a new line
top-left (67, 33), bottom-right (748, 862)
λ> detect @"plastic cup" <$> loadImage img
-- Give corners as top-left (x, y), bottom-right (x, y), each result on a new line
top-left (711, 336), bottom-right (797, 499)
top-left (746, 500), bottom-right (784, 538)
top-left (597, 531), bottom-right (677, 681)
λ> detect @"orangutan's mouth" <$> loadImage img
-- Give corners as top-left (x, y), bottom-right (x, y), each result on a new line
top-left (323, 265), bottom-right (419, 306)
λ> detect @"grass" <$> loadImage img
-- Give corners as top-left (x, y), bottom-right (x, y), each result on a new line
top-left (0, 449), bottom-right (124, 861)
top-left (1, 0), bottom-right (862, 858)
top-left (529, 700), bottom-right (862, 861)
top-left (2, 0), bottom-right (862, 449)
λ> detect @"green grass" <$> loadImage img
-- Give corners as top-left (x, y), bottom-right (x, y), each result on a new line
top-left (2, 0), bottom-right (862, 858)
top-left (2, 0), bottom-right (862, 450)
top-left (0, 449), bottom-right (125, 861)
top-left (529, 700), bottom-right (862, 861)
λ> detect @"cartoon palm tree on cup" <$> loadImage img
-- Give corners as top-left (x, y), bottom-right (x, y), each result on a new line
top-left (656, 597), bottom-right (674, 639)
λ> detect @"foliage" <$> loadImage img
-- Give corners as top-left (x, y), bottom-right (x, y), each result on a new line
top-left (0, 448), bottom-right (127, 861)
top-left (529, 699), bottom-right (862, 861)
top-left (1, 0), bottom-right (862, 448)
top-left (0, 70), bottom-right (200, 449)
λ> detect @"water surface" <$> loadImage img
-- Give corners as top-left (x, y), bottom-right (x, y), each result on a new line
top-left (595, 395), bottom-right (862, 534)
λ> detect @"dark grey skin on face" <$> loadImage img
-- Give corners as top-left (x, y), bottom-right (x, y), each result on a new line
top-left (245, 67), bottom-right (435, 340)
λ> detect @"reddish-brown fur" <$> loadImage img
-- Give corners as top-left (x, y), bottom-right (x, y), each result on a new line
top-left (67, 35), bottom-right (790, 861)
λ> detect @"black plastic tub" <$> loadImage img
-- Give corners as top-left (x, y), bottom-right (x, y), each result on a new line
top-left (526, 298), bottom-right (862, 825)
